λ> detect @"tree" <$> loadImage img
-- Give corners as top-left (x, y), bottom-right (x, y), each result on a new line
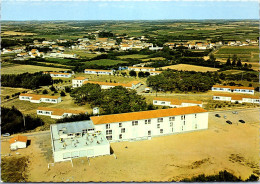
top-left (65, 86), bottom-right (71, 93)
top-left (244, 63), bottom-right (248, 68)
top-left (144, 72), bottom-right (150, 77)
top-left (209, 53), bottom-right (216, 68)
top-left (236, 58), bottom-right (242, 67)
top-left (60, 91), bottom-right (66, 96)
top-left (49, 86), bottom-right (56, 91)
top-left (226, 56), bottom-right (231, 66)
top-left (129, 70), bottom-right (137, 77)
top-left (42, 89), bottom-right (48, 94)
top-left (232, 54), bottom-right (237, 66)
top-left (138, 71), bottom-right (145, 78)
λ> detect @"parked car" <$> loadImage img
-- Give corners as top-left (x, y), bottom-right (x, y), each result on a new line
top-left (215, 114), bottom-right (221, 118)
top-left (239, 120), bottom-right (245, 123)
top-left (232, 111), bottom-right (238, 114)
top-left (2, 133), bottom-right (10, 137)
top-left (226, 120), bottom-right (232, 124)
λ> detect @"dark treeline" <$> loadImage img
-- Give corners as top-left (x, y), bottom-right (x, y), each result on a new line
top-left (147, 70), bottom-right (220, 92)
top-left (1, 106), bottom-right (45, 134)
top-left (2, 72), bottom-right (52, 89)
top-left (56, 113), bottom-right (91, 123)
top-left (219, 72), bottom-right (258, 82)
top-left (70, 84), bottom-right (155, 114)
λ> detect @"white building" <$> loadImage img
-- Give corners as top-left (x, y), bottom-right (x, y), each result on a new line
top-left (37, 107), bottom-right (87, 119)
top-left (84, 69), bottom-right (113, 75)
top-left (153, 97), bottom-right (203, 108)
top-left (213, 93), bottom-right (260, 104)
top-left (49, 53), bottom-right (76, 59)
top-left (150, 71), bottom-right (162, 76)
top-left (83, 81), bottom-right (142, 90)
top-left (212, 85), bottom-right (254, 95)
top-left (128, 66), bottom-right (156, 72)
top-left (19, 94), bottom-right (61, 103)
top-left (72, 77), bottom-right (89, 88)
top-left (50, 121), bottom-right (110, 162)
top-left (91, 106), bottom-right (208, 142)
top-left (44, 72), bottom-right (72, 78)
top-left (9, 135), bottom-right (28, 151)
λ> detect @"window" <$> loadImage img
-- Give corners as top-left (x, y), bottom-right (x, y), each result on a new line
top-left (183, 121), bottom-right (185, 125)
top-left (145, 119), bottom-right (151, 124)
top-left (157, 124), bottom-right (160, 129)
top-left (119, 123), bottom-right (122, 127)
top-left (154, 101), bottom-right (157, 103)
top-left (38, 111), bottom-right (43, 113)
top-left (195, 124), bottom-right (197, 129)
top-left (106, 130), bottom-right (112, 135)
top-left (52, 99), bottom-right (56, 102)
top-left (161, 102), bottom-right (165, 104)
top-left (182, 126), bottom-right (183, 131)
top-left (157, 118), bottom-right (163, 123)
top-left (181, 115), bottom-right (185, 120)
top-left (45, 111), bottom-right (50, 114)
top-left (160, 129), bottom-right (163, 134)
top-left (148, 130), bottom-right (151, 136)
top-left (119, 134), bottom-right (122, 139)
top-left (46, 99), bottom-right (50, 101)
top-left (106, 124), bottom-right (110, 129)
top-left (132, 121), bottom-right (138, 126)
top-left (169, 116), bottom-right (175, 121)
top-left (121, 128), bottom-right (125, 133)
top-left (170, 122), bottom-right (173, 127)
top-left (195, 114), bottom-right (197, 118)
top-left (215, 96), bottom-right (220, 99)
top-left (106, 136), bottom-right (112, 140)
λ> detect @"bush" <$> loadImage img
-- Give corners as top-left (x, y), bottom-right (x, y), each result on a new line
top-left (49, 86), bottom-right (56, 91)
top-left (5, 96), bottom-right (10, 99)
top-left (65, 86), bottom-right (71, 93)
top-left (42, 89), bottom-right (48, 94)
top-left (60, 91), bottom-right (66, 96)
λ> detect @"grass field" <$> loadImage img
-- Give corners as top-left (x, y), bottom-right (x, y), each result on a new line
top-left (63, 50), bottom-right (99, 59)
top-left (117, 54), bottom-right (148, 59)
top-left (161, 64), bottom-right (219, 72)
top-left (86, 59), bottom-right (127, 66)
top-left (1, 64), bottom-right (68, 74)
top-left (141, 57), bottom-right (165, 62)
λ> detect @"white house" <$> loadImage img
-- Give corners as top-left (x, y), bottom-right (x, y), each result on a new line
top-left (91, 106), bottom-right (208, 142)
top-left (9, 135), bottom-right (28, 151)
top-left (84, 69), bottom-right (113, 75)
top-left (213, 93), bottom-right (260, 104)
top-left (72, 77), bottom-right (89, 88)
top-left (128, 66), bottom-right (156, 72)
top-left (150, 71), bottom-right (162, 76)
top-left (153, 97), bottom-right (203, 108)
top-left (212, 85), bottom-right (254, 95)
top-left (43, 72), bottom-right (72, 78)
top-left (83, 81), bottom-right (142, 90)
top-left (19, 94), bottom-right (61, 104)
top-left (50, 121), bottom-right (110, 162)
top-left (37, 107), bottom-right (87, 119)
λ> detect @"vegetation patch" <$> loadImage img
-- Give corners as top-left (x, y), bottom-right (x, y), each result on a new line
top-left (86, 59), bottom-right (127, 66)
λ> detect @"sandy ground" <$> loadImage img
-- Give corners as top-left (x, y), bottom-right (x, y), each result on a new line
top-left (1, 108), bottom-right (259, 182)
top-left (161, 64), bottom-right (219, 72)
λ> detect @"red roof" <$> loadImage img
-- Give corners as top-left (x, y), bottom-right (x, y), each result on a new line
top-left (9, 135), bottom-right (28, 144)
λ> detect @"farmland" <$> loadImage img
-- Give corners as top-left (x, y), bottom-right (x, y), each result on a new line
top-left (86, 59), bottom-right (127, 66)
top-left (161, 64), bottom-right (219, 72)
top-left (117, 54), bottom-right (148, 59)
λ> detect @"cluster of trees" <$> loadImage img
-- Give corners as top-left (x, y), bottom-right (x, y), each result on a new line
top-left (180, 170), bottom-right (258, 182)
top-left (219, 72), bottom-right (258, 82)
top-left (2, 72), bottom-right (52, 89)
top-left (70, 84), bottom-right (153, 114)
top-left (147, 70), bottom-right (219, 92)
top-left (225, 55), bottom-right (252, 70)
top-left (1, 106), bottom-right (44, 134)
top-left (129, 70), bottom-right (150, 78)
top-left (98, 31), bottom-right (114, 38)
top-left (56, 113), bottom-right (90, 123)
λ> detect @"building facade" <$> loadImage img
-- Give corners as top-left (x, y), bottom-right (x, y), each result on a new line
top-left (72, 77), bottom-right (89, 88)
top-left (213, 94), bottom-right (260, 104)
top-left (128, 66), bottom-right (156, 72)
top-left (44, 72), bottom-right (72, 78)
top-left (9, 135), bottom-right (28, 150)
top-left (153, 97), bottom-right (203, 108)
top-left (84, 69), bottom-right (113, 75)
top-left (212, 85), bottom-right (254, 95)
top-left (37, 107), bottom-right (87, 119)
top-left (19, 94), bottom-right (61, 103)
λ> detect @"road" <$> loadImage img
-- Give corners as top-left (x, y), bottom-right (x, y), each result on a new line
top-left (1, 130), bottom-right (50, 140)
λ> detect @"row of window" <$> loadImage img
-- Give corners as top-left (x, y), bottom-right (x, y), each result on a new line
top-left (213, 88), bottom-right (253, 93)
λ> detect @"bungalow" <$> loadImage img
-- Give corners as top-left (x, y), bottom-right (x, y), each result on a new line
top-left (9, 135), bottom-right (28, 151)
top-left (128, 66), bottom-right (156, 72)
top-left (37, 107), bottom-right (87, 119)
top-left (153, 97), bottom-right (203, 108)
top-left (150, 71), bottom-right (162, 75)
top-left (120, 44), bottom-right (132, 51)
top-left (43, 72), bottom-right (72, 78)
top-left (212, 85), bottom-right (254, 95)
top-left (213, 93), bottom-right (260, 104)
top-left (84, 69), bottom-right (113, 75)
top-left (72, 77), bottom-right (89, 88)
top-left (92, 106), bottom-right (208, 142)
top-left (83, 81), bottom-right (142, 90)
top-left (19, 93), bottom-right (61, 103)
top-left (149, 46), bottom-right (163, 51)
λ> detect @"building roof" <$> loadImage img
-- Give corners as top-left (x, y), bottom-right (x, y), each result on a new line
top-left (84, 69), bottom-right (113, 73)
top-left (213, 85), bottom-right (254, 90)
top-left (128, 66), bottom-right (155, 70)
top-left (130, 81), bottom-right (141, 85)
top-left (214, 93), bottom-right (259, 101)
top-left (91, 106), bottom-right (207, 125)
top-left (154, 97), bottom-right (202, 105)
top-left (73, 77), bottom-right (88, 80)
top-left (37, 107), bottom-right (86, 116)
top-left (43, 72), bottom-right (71, 76)
top-left (9, 135), bottom-right (28, 144)
top-left (83, 81), bottom-right (132, 88)
top-left (20, 93), bottom-right (60, 100)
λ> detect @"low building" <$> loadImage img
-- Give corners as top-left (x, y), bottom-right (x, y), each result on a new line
top-left (153, 97), bottom-right (203, 108)
top-left (84, 69), bottom-right (113, 75)
top-left (213, 93), bottom-right (260, 104)
top-left (128, 66), bottom-right (156, 72)
top-left (37, 107), bottom-right (87, 119)
top-left (19, 93), bottom-right (61, 103)
top-left (50, 121), bottom-right (110, 162)
top-left (72, 77), bottom-right (89, 88)
top-left (43, 72), bottom-right (72, 78)
top-left (83, 81), bottom-right (142, 90)
top-left (150, 71), bottom-right (162, 75)
top-left (9, 135), bottom-right (28, 151)
top-left (212, 85), bottom-right (254, 95)
top-left (92, 106), bottom-right (208, 142)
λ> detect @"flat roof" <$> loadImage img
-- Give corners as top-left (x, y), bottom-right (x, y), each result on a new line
top-left (91, 106), bottom-right (207, 125)
top-left (20, 93), bottom-right (60, 100)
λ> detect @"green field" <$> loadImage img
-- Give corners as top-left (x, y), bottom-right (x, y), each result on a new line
top-left (141, 57), bottom-right (165, 61)
top-left (117, 54), bottom-right (148, 59)
top-left (64, 50), bottom-right (99, 59)
top-left (86, 59), bottom-right (127, 66)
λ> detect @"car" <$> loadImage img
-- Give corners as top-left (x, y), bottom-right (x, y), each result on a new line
top-left (2, 133), bottom-right (10, 137)
top-left (215, 114), bottom-right (221, 118)
top-left (239, 120), bottom-right (245, 123)
top-left (226, 120), bottom-right (232, 124)
top-left (232, 111), bottom-right (238, 114)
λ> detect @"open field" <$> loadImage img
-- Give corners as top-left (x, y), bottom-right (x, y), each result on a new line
top-left (161, 64), bottom-right (219, 72)
top-left (117, 54), bottom-right (148, 59)
top-left (1, 108), bottom-right (259, 182)
top-left (63, 50), bottom-right (99, 59)
top-left (2, 31), bottom-right (36, 36)
top-left (1, 64), bottom-right (68, 74)
top-left (141, 57), bottom-right (165, 61)
top-left (86, 59), bottom-right (127, 66)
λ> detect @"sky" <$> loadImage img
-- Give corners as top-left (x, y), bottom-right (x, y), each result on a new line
top-left (2, 0), bottom-right (259, 20)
